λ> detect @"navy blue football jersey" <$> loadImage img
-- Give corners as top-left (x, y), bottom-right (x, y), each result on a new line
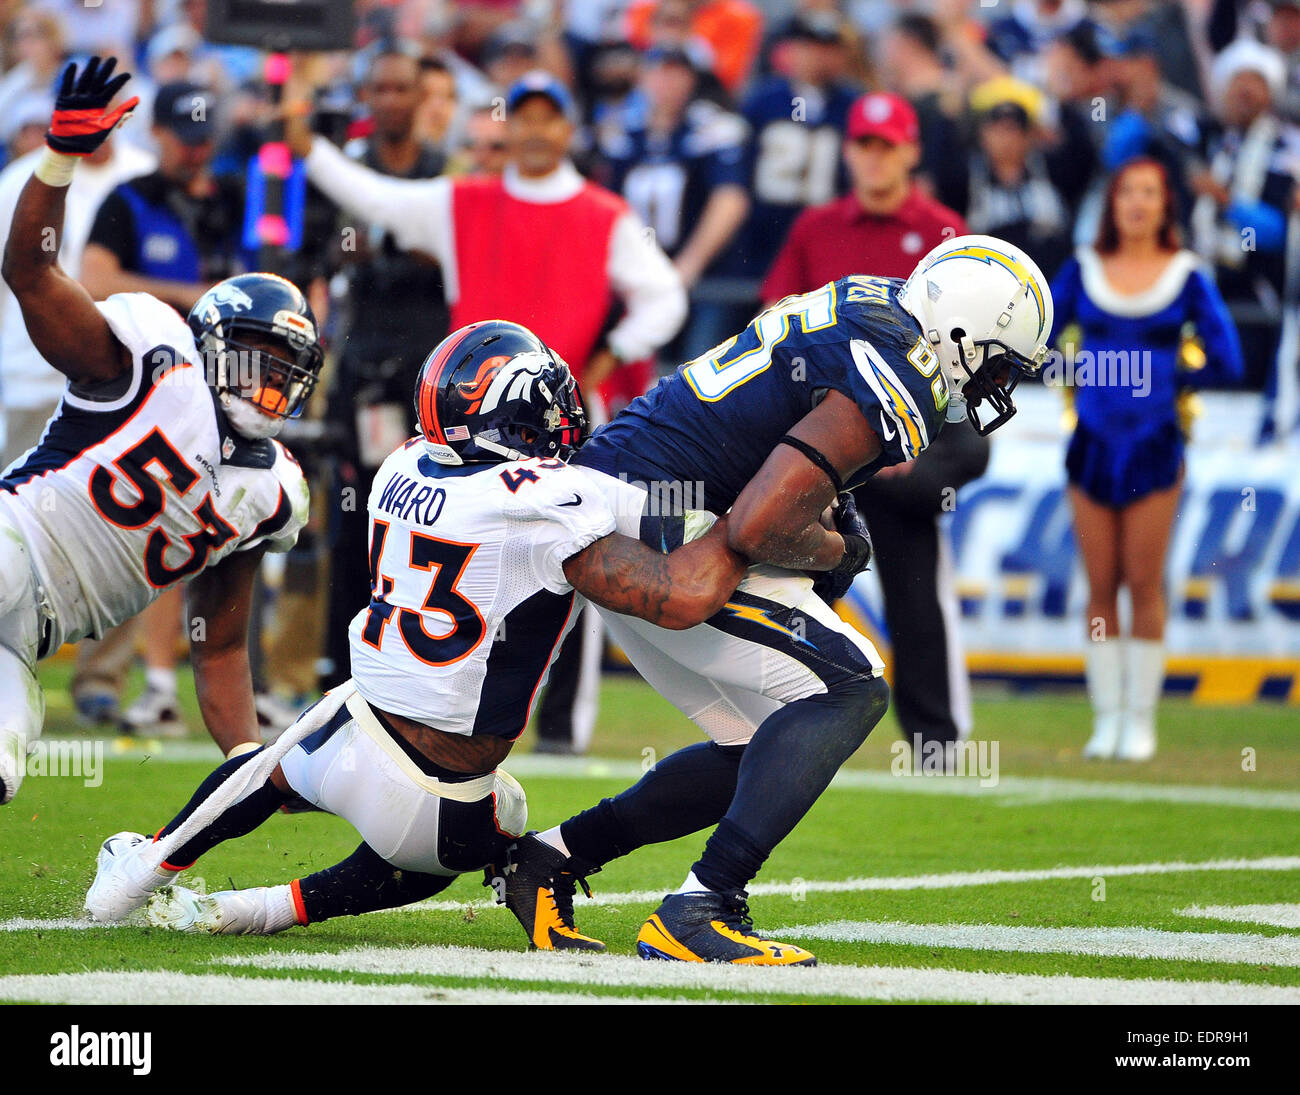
top-left (601, 100), bottom-right (748, 259)
top-left (576, 275), bottom-right (950, 515)
top-left (739, 76), bottom-right (857, 274)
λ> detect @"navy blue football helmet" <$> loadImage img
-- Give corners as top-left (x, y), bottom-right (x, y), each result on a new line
top-left (188, 273), bottom-right (324, 421)
top-left (415, 320), bottom-right (587, 465)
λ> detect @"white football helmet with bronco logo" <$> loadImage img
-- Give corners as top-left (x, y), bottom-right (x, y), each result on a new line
top-left (898, 234), bottom-right (1053, 434)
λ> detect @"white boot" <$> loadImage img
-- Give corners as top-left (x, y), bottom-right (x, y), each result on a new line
top-left (1116, 638), bottom-right (1163, 761)
top-left (148, 883), bottom-right (298, 935)
top-left (84, 832), bottom-right (178, 922)
top-left (1082, 638), bottom-right (1124, 759)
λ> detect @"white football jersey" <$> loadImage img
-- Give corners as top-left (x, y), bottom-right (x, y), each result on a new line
top-left (0, 293), bottom-right (309, 650)
top-left (348, 441), bottom-right (618, 738)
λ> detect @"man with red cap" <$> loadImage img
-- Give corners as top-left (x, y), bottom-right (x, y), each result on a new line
top-left (762, 91), bottom-right (964, 297)
top-left (762, 92), bottom-right (987, 760)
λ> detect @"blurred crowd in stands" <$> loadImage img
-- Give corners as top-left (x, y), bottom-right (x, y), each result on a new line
top-left (0, 0), bottom-right (1295, 741)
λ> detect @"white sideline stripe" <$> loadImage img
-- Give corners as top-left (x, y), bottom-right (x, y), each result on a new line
top-left (221, 944), bottom-right (1300, 1004)
top-left (1178, 904), bottom-right (1300, 930)
top-left (4, 857), bottom-right (1297, 930)
top-left (0, 971), bottom-right (698, 1006)
top-left (0, 917), bottom-right (107, 931)
top-left (65, 740), bottom-right (1300, 811)
top-left (410, 856), bottom-right (1300, 912)
top-left (774, 920), bottom-right (1300, 966)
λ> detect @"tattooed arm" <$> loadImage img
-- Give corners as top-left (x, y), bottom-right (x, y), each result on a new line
top-left (563, 518), bottom-right (747, 630)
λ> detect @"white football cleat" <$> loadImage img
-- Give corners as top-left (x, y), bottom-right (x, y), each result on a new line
top-left (148, 884), bottom-right (295, 935)
top-left (254, 692), bottom-right (302, 742)
top-left (120, 687), bottom-right (187, 738)
top-left (1115, 716), bottom-right (1156, 762)
top-left (84, 831), bottom-right (175, 923)
top-left (1082, 714), bottom-right (1122, 759)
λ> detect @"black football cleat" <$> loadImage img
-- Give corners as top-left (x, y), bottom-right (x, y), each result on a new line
top-left (637, 890), bottom-right (817, 965)
top-left (485, 832), bottom-right (605, 952)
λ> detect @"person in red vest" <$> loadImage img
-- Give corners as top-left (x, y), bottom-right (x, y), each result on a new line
top-left (291, 70), bottom-right (686, 401)
top-left (289, 69), bottom-right (687, 755)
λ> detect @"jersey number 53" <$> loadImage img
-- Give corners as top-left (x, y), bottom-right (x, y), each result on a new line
top-left (88, 428), bottom-right (239, 588)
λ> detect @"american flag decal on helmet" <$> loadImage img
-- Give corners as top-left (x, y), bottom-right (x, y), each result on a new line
top-left (445, 425), bottom-right (470, 441)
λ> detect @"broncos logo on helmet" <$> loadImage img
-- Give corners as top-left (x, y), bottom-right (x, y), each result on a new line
top-left (416, 321), bottom-right (587, 466)
top-left (188, 274), bottom-right (324, 438)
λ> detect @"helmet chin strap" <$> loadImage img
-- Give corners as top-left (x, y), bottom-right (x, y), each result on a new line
top-left (473, 435), bottom-right (528, 462)
top-left (221, 391), bottom-right (284, 440)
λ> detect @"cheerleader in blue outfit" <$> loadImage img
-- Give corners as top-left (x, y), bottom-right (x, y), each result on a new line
top-left (1050, 158), bottom-right (1244, 761)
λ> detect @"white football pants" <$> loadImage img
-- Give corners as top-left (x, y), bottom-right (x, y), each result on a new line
top-left (599, 564), bottom-right (884, 748)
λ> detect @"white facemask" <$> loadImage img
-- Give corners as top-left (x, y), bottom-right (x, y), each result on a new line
top-left (221, 392), bottom-right (284, 439)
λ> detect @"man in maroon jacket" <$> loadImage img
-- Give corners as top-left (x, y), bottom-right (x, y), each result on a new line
top-left (762, 91), bottom-right (965, 295)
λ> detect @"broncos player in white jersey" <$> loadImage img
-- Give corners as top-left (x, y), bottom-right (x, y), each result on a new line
top-left (0, 57), bottom-right (321, 803)
top-left (83, 321), bottom-right (748, 938)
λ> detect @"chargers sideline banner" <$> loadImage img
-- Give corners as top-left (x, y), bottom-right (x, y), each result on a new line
top-left (840, 389), bottom-right (1300, 705)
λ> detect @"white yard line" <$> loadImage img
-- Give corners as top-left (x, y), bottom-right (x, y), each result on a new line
top-left (220, 944), bottom-right (1300, 1004)
top-left (65, 739), bottom-right (1300, 811)
top-left (410, 855), bottom-right (1300, 912)
top-left (0, 917), bottom-right (109, 932)
top-left (1178, 904), bottom-right (1300, 930)
top-left (6, 857), bottom-right (1298, 931)
top-left (773, 920), bottom-right (1300, 966)
top-left (0, 970), bottom-right (698, 1006)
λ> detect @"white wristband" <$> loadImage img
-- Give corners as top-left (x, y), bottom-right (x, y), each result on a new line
top-left (34, 148), bottom-right (77, 187)
top-left (225, 741), bottom-right (262, 760)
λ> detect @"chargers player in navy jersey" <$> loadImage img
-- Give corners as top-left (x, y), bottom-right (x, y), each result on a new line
top-left (0, 58), bottom-right (323, 803)
top-left (493, 235), bottom-right (1055, 964)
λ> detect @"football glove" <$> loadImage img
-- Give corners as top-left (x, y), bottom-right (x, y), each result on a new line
top-left (811, 491), bottom-right (873, 603)
top-left (46, 56), bottom-right (138, 157)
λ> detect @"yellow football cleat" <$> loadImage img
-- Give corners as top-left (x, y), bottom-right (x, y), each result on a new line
top-left (636, 891), bottom-right (817, 965)
top-left (486, 832), bottom-right (605, 952)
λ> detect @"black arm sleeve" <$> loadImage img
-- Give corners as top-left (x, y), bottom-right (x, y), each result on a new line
top-left (85, 190), bottom-right (138, 271)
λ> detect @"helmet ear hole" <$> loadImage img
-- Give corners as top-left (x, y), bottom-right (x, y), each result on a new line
top-left (950, 327), bottom-right (966, 342)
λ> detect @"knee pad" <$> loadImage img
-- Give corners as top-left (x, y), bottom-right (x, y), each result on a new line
top-left (434, 773), bottom-right (527, 875)
top-left (829, 673), bottom-right (890, 752)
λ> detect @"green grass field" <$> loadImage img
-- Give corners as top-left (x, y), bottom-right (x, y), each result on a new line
top-left (2, 665), bottom-right (1299, 1005)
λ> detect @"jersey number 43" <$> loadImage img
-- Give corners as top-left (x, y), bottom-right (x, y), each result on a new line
top-left (361, 520), bottom-right (486, 666)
